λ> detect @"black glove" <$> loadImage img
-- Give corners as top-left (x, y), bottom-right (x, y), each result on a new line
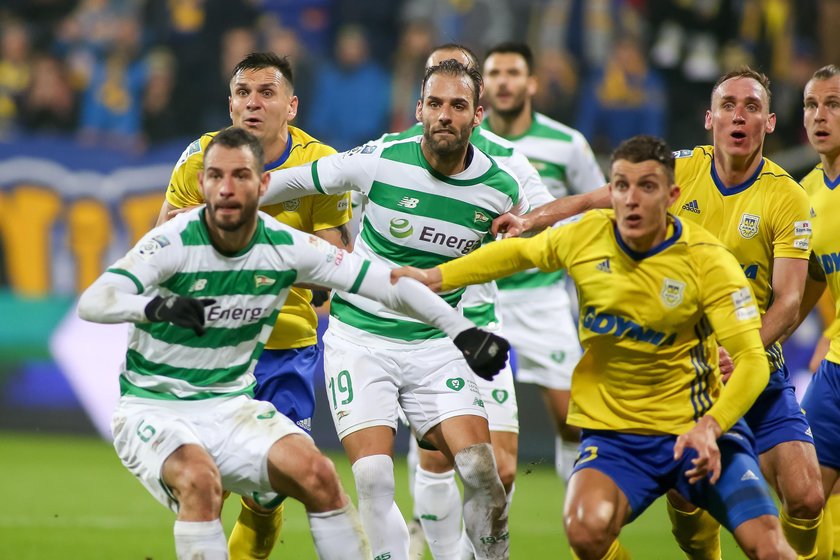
top-left (310, 289), bottom-right (330, 308)
top-left (144, 296), bottom-right (216, 336)
top-left (453, 327), bottom-right (510, 381)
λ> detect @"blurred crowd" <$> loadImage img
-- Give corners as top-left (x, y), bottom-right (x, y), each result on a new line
top-left (1, 0), bottom-right (838, 157)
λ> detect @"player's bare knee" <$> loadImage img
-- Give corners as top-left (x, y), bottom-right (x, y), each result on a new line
top-left (299, 454), bottom-right (344, 511)
top-left (496, 457), bottom-right (516, 491)
top-left (456, 443), bottom-right (505, 504)
top-left (784, 485), bottom-right (825, 519)
top-left (173, 462), bottom-right (223, 504)
top-left (564, 514), bottom-right (614, 560)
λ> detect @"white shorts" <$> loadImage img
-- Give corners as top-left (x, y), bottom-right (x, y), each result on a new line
top-left (475, 361), bottom-right (519, 433)
top-left (498, 285), bottom-right (581, 391)
top-left (111, 395), bottom-right (309, 512)
top-left (323, 329), bottom-right (488, 440)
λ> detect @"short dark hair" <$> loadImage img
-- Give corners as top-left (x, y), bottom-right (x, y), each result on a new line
top-left (428, 43), bottom-right (480, 71)
top-left (231, 52), bottom-right (294, 88)
top-left (712, 66), bottom-right (771, 106)
top-left (206, 127), bottom-right (265, 170)
top-left (422, 59), bottom-right (483, 109)
top-left (610, 135), bottom-right (675, 183)
top-left (484, 42), bottom-right (534, 74)
top-left (812, 64), bottom-right (840, 81)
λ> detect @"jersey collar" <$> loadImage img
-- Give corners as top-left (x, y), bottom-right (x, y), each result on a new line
top-left (614, 214), bottom-right (683, 261)
top-left (823, 168), bottom-right (840, 190)
top-left (263, 131), bottom-right (293, 171)
top-left (711, 157), bottom-right (764, 196)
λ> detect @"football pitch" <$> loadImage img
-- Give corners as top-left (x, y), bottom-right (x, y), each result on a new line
top-left (0, 431), bottom-right (745, 559)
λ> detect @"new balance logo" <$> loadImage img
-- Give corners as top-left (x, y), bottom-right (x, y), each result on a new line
top-left (741, 469), bottom-right (759, 481)
top-left (189, 279), bottom-right (207, 292)
top-left (682, 199), bottom-right (701, 213)
top-left (596, 259), bottom-right (611, 273)
top-left (398, 196), bottom-right (420, 209)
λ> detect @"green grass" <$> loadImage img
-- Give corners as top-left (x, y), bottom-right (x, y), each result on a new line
top-left (0, 432), bottom-right (745, 558)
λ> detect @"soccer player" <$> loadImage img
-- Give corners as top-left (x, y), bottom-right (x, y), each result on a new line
top-left (495, 67), bottom-right (823, 559)
top-left (392, 134), bottom-right (795, 560)
top-left (376, 42), bottom-right (549, 559)
top-left (481, 41), bottom-right (605, 484)
top-left (797, 64), bottom-right (840, 559)
top-left (260, 59), bottom-right (520, 559)
top-left (77, 127), bottom-right (509, 560)
top-left (156, 52), bottom-right (351, 559)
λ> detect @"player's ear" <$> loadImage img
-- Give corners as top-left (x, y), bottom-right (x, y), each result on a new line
top-left (766, 112), bottom-right (777, 134)
top-left (704, 110), bottom-right (712, 131)
top-left (228, 97), bottom-right (233, 120)
top-left (288, 95), bottom-right (299, 120)
top-left (668, 183), bottom-right (681, 206)
top-left (474, 104), bottom-right (484, 127)
top-left (527, 75), bottom-right (538, 97)
top-left (258, 171), bottom-right (269, 197)
top-left (415, 98), bottom-right (423, 122)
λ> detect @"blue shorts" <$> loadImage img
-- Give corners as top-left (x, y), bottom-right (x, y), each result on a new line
top-left (800, 359), bottom-right (840, 470)
top-left (744, 367), bottom-right (813, 454)
top-left (572, 422), bottom-right (777, 531)
top-left (253, 346), bottom-right (321, 432)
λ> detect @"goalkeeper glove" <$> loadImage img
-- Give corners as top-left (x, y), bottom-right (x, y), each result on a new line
top-left (145, 295), bottom-right (216, 336)
top-left (453, 327), bottom-right (510, 381)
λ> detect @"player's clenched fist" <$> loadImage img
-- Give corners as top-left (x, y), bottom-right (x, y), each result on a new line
top-left (454, 327), bottom-right (511, 381)
top-left (145, 295), bottom-right (216, 336)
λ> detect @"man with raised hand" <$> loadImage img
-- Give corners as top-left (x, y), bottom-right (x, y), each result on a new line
top-left (156, 52), bottom-right (352, 559)
top-left (393, 134), bottom-right (795, 560)
top-left (78, 127), bottom-right (509, 560)
top-left (481, 40), bottom-right (605, 486)
top-left (494, 67), bottom-right (823, 560)
top-left (260, 59), bottom-right (520, 559)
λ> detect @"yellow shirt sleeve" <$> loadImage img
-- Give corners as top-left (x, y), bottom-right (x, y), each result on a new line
top-left (769, 181), bottom-right (812, 260)
top-left (695, 241), bottom-right (767, 431)
top-left (706, 329), bottom-right (769, 431)
top-left (166, 135), bottom-right (212, 208)
top-left (439, 236), bottom-right (541, 291)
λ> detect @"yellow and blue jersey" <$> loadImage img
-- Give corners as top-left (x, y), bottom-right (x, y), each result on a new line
top-left (802, 164), bottom-right (840, 364)
top-left (166, 125), bottom-right (351, 349)
top-left (520, 210), bottom-right (762, 434)
top-left (671, 146), bottom-right (812, 375)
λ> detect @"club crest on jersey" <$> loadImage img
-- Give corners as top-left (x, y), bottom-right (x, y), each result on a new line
top-left (738, 213), bottom-right (760, 239)
top-left (661, 278), bottom-right (685, 308)
top-left (255, 274), bottom-right (275, 288)
top-left (474, 210), bottom-right (489, 224)
top-left (389, 217), bottom-right (414, 238)
top-left (283, 198), bottom-right (300, 211)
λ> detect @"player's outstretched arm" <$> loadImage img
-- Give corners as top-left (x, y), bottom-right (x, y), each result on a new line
top-left (491, 184), bottom-right (610, 237)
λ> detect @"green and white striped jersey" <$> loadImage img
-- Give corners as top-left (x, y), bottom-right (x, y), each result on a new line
top-left (480, 111), bottom-right (605, 199)
top-left (263, 136), bottom-right (527, 343)
top-left (481, 111), bottom-right (606, 292)
top-left (101, 209), bottom-right (377, 400)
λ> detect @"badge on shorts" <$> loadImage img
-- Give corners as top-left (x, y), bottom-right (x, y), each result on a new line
top-left (492, 389), bottom-right (508, 404)
top-left (446, 377), bottom-right (465, 391)
top-left (738, 213), bottom-right (760, 239)
top-left (661, 278), bottom-right (685, 308)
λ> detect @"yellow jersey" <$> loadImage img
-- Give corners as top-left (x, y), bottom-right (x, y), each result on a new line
top-left (440, 210), bottom-right (763, 434)
top-left (802, 164), bottom-right (840, 364)
top-left (671, 146), bottom-right (812, 375)
top-left (166, 125), bottom-right (351, 349)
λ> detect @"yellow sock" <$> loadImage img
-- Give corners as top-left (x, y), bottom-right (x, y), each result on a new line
top-left (666, 501), bottom-right (721, 560)
top-left (816, 502), bottom-right (834, 560)
top-left (601, 539), bottom-right (632, 560)
top-left (228, 498), bottom-right (284, 560)
top-left (570, 539), bottom-right (631, 560)
top-left (827, 494), bottom-right (840, 559)
top-left (780, 507), bottom-right (822, 559)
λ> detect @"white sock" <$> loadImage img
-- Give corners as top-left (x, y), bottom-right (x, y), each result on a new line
top-left (556, 436), bottom-right (579, 482)
top-left (308, 503), bottom-right (371, 560)
top-left (352, 454), bottom-right (410, 560)
top-left (173, 519), bottom-right (228, 560)
top-left (408, 437), bottom-right (420, 515)
top-left (415, 467), bottom-right (461, 560)
top-left (454, 443), bottom-right (508, 560)
top-left (458, 481), bottom-right (515, 560)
